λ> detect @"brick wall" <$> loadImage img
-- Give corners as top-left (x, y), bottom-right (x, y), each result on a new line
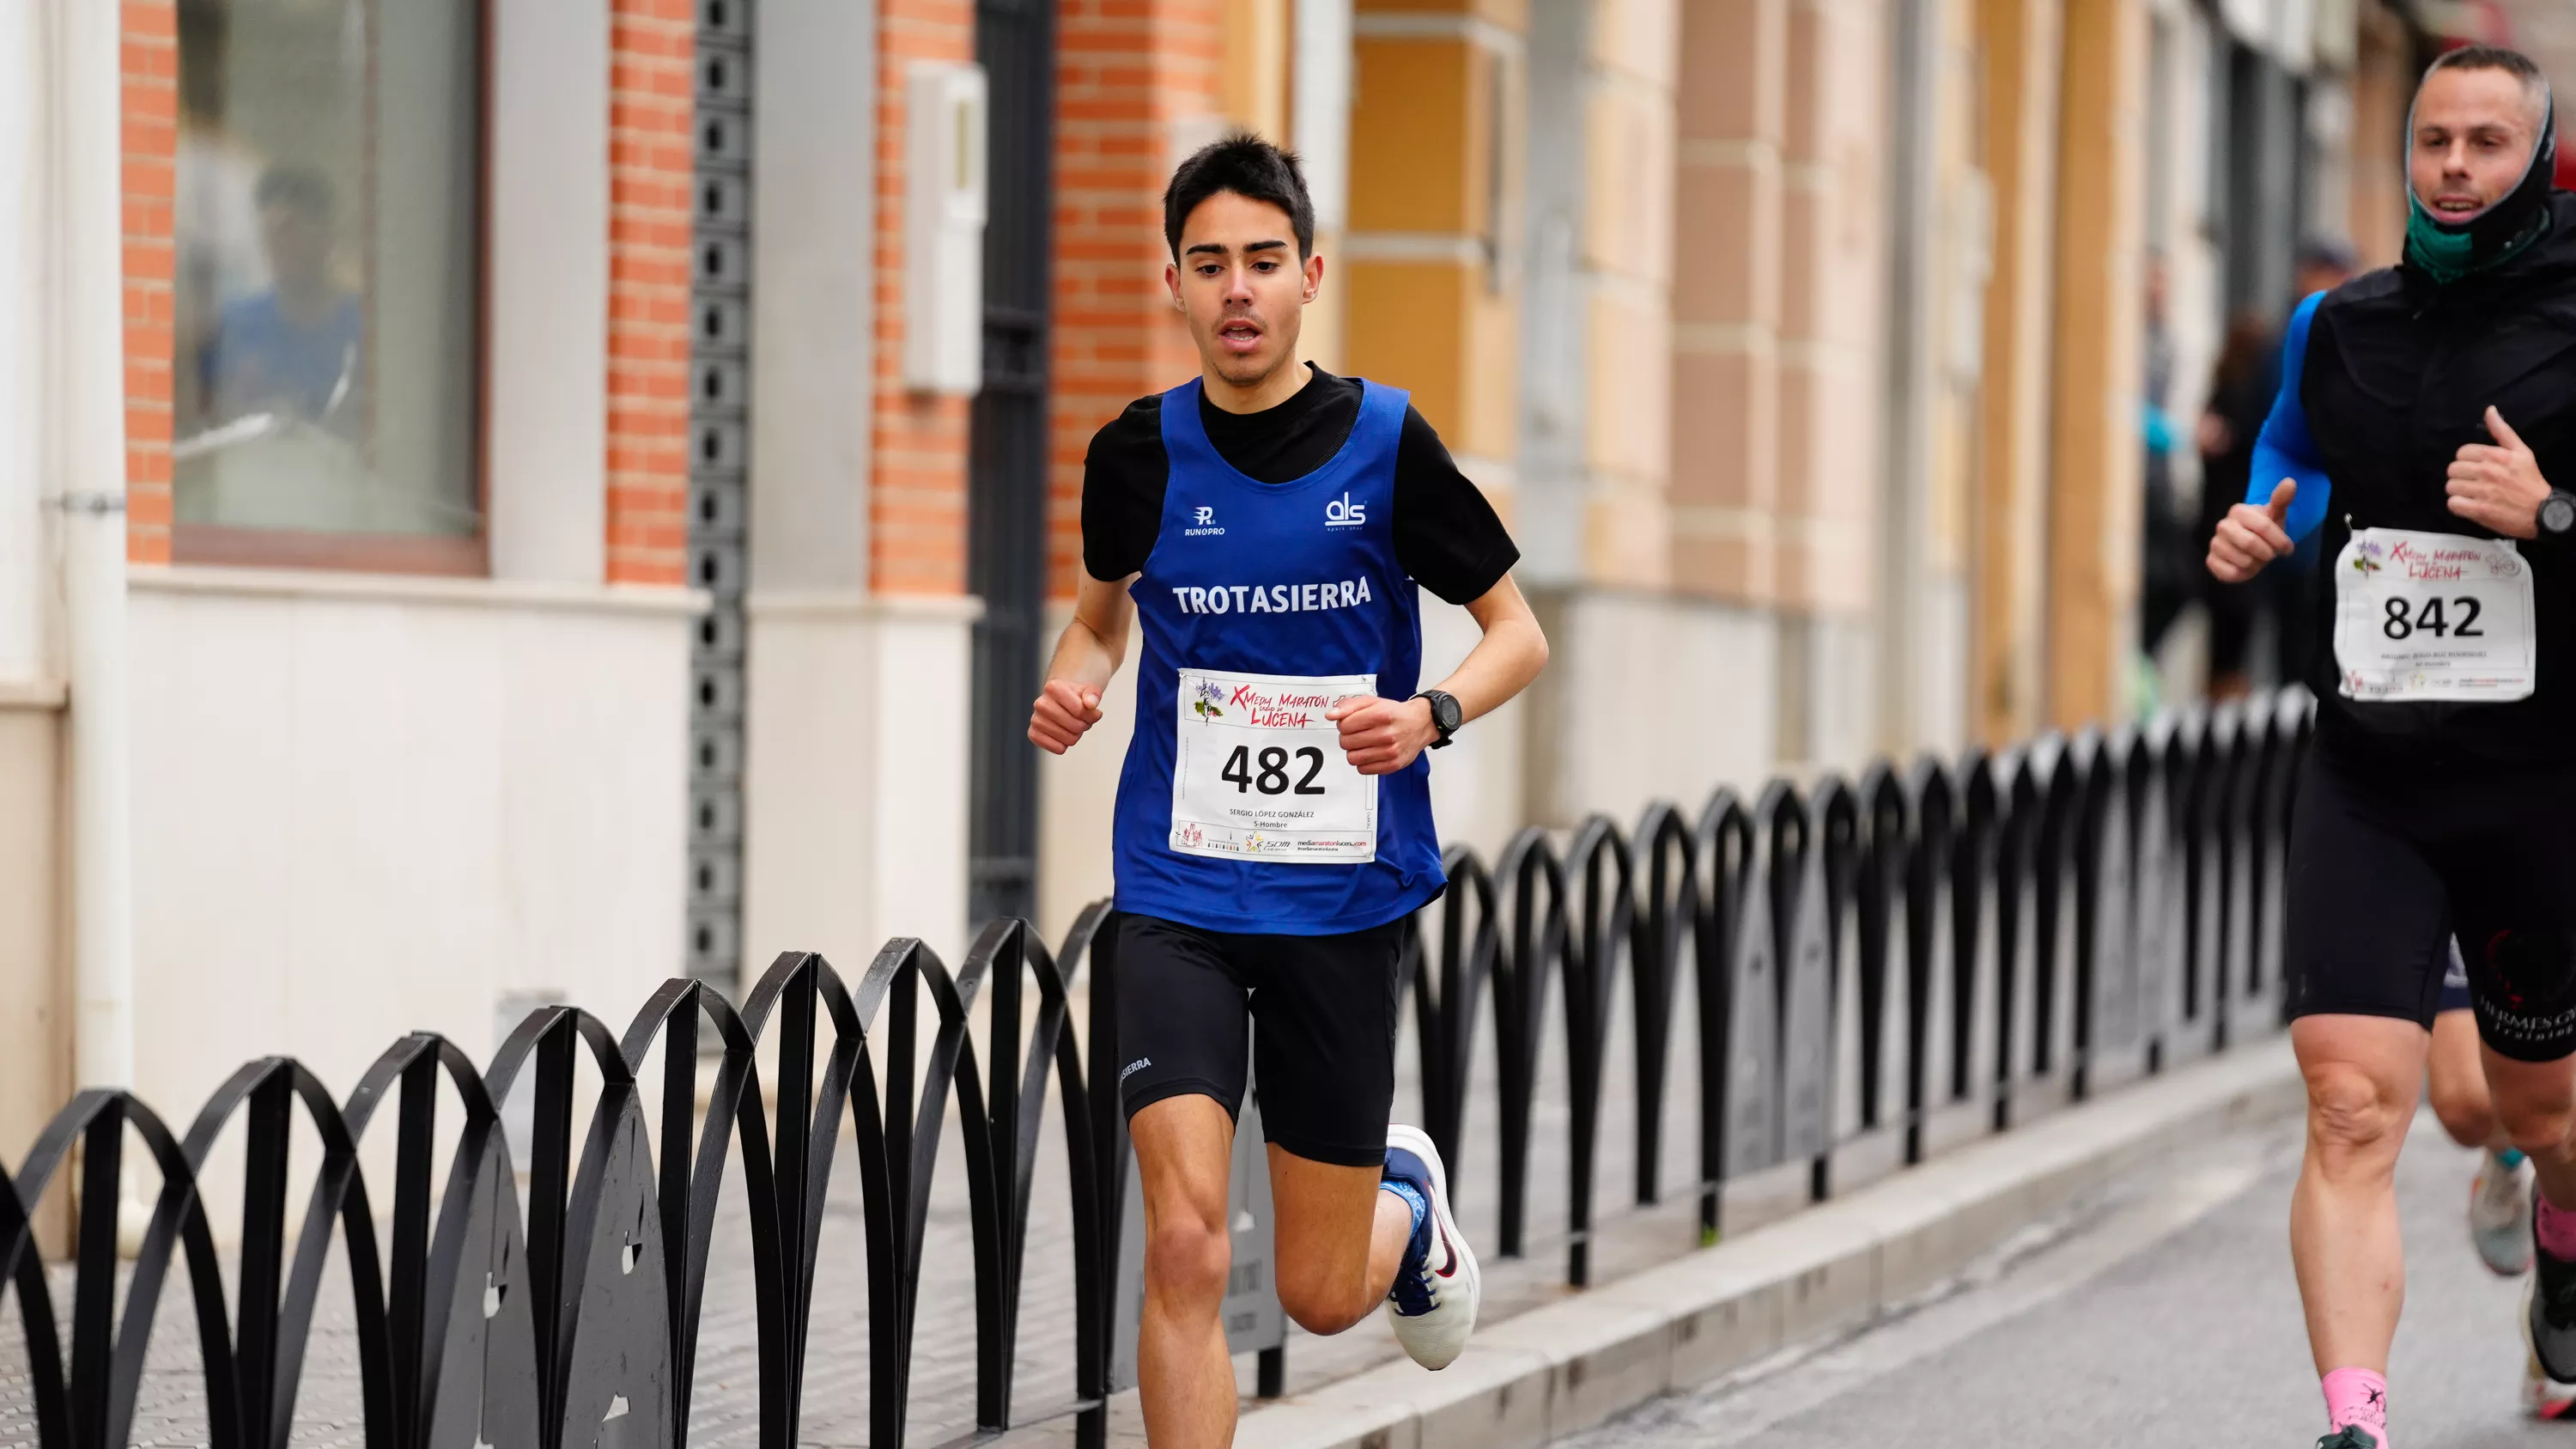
top-left (122, 0), bottom-right (177, 566)
top-left (871, 0), bottom-right (979, 596)
top-left (1049, 0), bottom-right (1223, 598)
top-left (605, 0), bottom-right (696, 587)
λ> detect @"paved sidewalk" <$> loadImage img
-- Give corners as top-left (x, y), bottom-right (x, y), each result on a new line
top-left (0, 965), bottom-right (1729, 1447)
top-left (1560, 1104), bottom-right (2554, 1449)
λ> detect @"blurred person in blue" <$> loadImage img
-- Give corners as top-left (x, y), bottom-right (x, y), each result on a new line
top-left (2207, 45), bottom-right (2576, 1446)
top-left (204, 166), bottom-right (363, 435)
top-left (2195, 240), bottom-right (2356, 701)
top-left (2141, 250), bottom-right (2187, 677)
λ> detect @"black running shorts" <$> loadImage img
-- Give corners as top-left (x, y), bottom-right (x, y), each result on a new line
top-left (1109, 912), bottom-right (1404, 1167)
top-left (2286, 742), bottom-right (2576, 1061)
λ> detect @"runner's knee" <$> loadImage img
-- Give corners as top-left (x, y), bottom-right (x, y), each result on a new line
top-left (1273, 1261), bottom-right (1370, 1336)
top-left (2489, 1085), bottom-right (2576, 1161)
top-left (1144, 1205), bottom-right (1230, 1308)
top-left (2305, 1063), bottom-right (2409, 1172)
top-left (2427, 1076), bottom-right (2497, 1149)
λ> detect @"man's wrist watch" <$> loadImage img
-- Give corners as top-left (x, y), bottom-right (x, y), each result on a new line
top-left (1413, 689), bottom-right (1462, 749)
top-left (2542, 490), bottom-right (2576, 538)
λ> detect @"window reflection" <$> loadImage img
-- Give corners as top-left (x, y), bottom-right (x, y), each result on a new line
top-left (172, 0), bottom-right (481, 549)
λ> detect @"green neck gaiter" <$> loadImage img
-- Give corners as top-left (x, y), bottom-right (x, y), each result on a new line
top-left (2407, 198), bottom-right (2551, 284)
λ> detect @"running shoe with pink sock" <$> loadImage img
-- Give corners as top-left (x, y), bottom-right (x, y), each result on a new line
top-left (2318, 1367), bottom-right (2387, 1449)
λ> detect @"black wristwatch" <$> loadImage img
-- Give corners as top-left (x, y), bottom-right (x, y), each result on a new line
top-left (1413, 689), bottom-right (1462, 749)
top-left (2542, 490), bottom-right (2576, 537)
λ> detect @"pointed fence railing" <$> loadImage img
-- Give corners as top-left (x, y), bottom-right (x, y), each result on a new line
top-left (0, 691), bottom-right (2311, 1449)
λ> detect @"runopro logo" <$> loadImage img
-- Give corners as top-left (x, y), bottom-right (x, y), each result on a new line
top-left (1324, 492), bottom-right (1366, 527)
top-left (1184, 505), bottom-right (1224, 538)
top-left (1195, 506), bottom-right (1214, 525)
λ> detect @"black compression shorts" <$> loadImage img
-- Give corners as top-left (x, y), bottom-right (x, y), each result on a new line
top-left (1109, 912), bottom-right (1403, 1168)
top-left (2286, 743), bottom-right (2576, 1061)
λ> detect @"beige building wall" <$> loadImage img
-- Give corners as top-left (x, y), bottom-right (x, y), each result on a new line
top-left (1577, 0), bottom-right (1679, 587)
top-left (1669, 0), bottom-right (1786, 604)
top-left (1222, 0), bottom-right (1290, 139)
top-left (1513, 0), bottom-right (1785, 826)
top-left (1774, 0), bottom-right (1888, 768)
top-left (1346, 0), bottom-right (1522, 484)
top-left (2045, 0), bottom-right (2148, 729)
top-left (1971, 0), bottom-right (2063, 746)
top-left (0, 689), bottom-right (66, 1189)
top-left (2347, 2), bottom-right (2412, 271)
top-left (1777, 0), bottom-right (1883, 622)
top-left (1912, 0), bottom-right (1992, 757)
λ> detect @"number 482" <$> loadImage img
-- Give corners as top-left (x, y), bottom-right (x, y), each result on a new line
top-left (1222, 745), bottom-right (1327, 795)
top-left (2383, 595), bottom-right (2483, 641)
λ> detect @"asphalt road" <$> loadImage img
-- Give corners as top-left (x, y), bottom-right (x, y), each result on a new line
top-left (1561, 1108), bottom-right (2562, 1449)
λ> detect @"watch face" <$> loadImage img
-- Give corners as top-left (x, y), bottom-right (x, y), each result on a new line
top-left (1431, 692), bottom-right (1461, 733)
top-left (2547, 496), bottom-right (2576, 535)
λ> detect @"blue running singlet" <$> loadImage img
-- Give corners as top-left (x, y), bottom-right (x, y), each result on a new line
top-left (1109, 376), bottom-right (1446, 935)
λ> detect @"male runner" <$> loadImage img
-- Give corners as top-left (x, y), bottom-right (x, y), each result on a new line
top-left (2429, 943), bottom-right (2537, 1283)
top-left (2207, 46), bottom-right (2576, 1448)
top-left (2423, 941), bottom-right (2566, 1415)
top-left (1029, 136), bottom-right (1547, 1448)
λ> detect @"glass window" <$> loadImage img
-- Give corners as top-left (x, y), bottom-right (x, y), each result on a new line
top-left (173, 0), bottom-right (483, 571)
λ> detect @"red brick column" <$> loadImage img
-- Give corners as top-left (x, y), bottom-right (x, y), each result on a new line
top-left (122, 0), bottom-right (177, 566)
top-left (1048, 0), bottom-right (1223, 598)
top-left (605, 0), bottom-right (696, 587)
top-left (871, 0), bottom-right (979, 596)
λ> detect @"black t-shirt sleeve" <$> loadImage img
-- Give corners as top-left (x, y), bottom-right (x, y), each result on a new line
top-left (1081, 397), bottom-right (1170, 581)
top-left (1393, 405), bottom-right (1521, 605)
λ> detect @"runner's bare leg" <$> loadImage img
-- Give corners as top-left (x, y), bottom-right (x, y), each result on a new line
top-left (1267, 1148), bottom-right (1413, 1334)
top-left (1133, 1096), bottom-right (1242, 1449)
top-left (2288, 1014), bottom-right (2426, 1374)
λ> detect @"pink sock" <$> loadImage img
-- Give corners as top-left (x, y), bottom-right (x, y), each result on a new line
top-left (2540, 1195), bottom-right (2576, 1260)
top-left (2322, 1367), bottom-right (2388, 1442)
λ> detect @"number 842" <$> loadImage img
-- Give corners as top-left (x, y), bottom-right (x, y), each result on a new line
top-left (2382, 595), bottom-right (2484, 641)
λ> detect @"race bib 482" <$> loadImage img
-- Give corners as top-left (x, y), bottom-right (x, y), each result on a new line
top-left (1170, 669), bottom-right (1379, 863)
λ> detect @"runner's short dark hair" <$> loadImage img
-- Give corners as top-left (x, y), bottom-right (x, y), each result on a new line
top-left (2425, 44), bottom-right (2551, 124)
top-left (1163, 134), bottom-right (1316, 260)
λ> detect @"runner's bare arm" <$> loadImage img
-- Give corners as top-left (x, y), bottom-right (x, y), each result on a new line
top-left (1330, 575), bottom-right (1549, 775)
top-left (1030, 572), bottom-right (1136, 754)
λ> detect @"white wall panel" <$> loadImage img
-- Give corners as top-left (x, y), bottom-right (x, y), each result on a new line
top-left (126, 576), bottom-right (695, 1115)
top-left (741, 595), bottom-right (975, 984)
top-left (487, 0), bottom-right (610, 585)
top-left (1528, 588), bottom-right (1777, 829)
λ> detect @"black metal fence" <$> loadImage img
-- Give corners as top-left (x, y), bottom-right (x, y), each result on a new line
top-left (0, 692), bottom-right (2310, 1449)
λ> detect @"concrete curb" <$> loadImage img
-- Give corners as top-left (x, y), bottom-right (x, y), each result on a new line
top-left (1230, 1037), bottom-right (2305, 1449)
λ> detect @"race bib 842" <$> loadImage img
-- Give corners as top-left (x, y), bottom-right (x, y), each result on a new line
top-left (2332, 527), bottom-right (2537, 703)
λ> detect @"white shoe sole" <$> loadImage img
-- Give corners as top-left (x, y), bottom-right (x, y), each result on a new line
top-left (1386, 1123), bottom-right (1480, 1370)
top-left (2524, 1276), bottom-right (2576, 1388)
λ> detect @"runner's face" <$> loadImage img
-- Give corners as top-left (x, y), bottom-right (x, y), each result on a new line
top-left (2409, 67), bottom-right (2543, 224)
top-left (1168, 192), bottom-right (1320, 389)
